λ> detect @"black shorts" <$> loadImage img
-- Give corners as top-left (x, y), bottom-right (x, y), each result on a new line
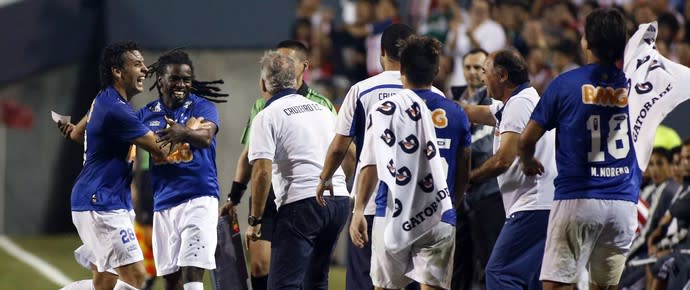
top-left (249, 188), bottom-right (277, 242)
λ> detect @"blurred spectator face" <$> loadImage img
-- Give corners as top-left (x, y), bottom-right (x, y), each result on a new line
top-left (463, 52), bottom-right (487, 89)
top-left (470, 0), bottom-right (490, 26)
top-left (355, 0), bottom-right (373, 25)
top-left (375, 0), bottom-right (397, 21)
top-left (647, 152), bottom-right (671, 185)
top-left (633, 4), bottom-right (656, 25)
top-left (682, 144), bottom-right (690, 176)
top-left (673, 150), bottom-right (684, 182)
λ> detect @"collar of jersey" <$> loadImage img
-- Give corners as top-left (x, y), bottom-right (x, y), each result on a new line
top-left (495, 82), bottom-right (530, 122)
top-left (411, 88), bottom-right (437, 99)
top-left (265, 88), bottom-right (298, 108)
top-left (106, 86), bottom-right (128, 103)
top-left (296, 83), bottom-right (309, 96)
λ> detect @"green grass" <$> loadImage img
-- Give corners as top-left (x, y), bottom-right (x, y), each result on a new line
top-left (2, 234), bottom-right (347, 290)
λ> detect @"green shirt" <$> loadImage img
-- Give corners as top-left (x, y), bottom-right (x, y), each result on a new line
top-left (240, 84), bottom-right (336, 145)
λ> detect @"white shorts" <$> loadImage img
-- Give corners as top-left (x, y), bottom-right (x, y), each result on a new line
top-left (540, 199), bottom-right (637, 286)
top-left (371, 217), bottom-right (455, 289)
top-left (72, 209), bottom-right (143, 273)
top-left (152, 196), bottom-right (218, 276)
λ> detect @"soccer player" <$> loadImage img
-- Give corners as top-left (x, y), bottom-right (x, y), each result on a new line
top-left (316, 23), bottom-right (445, 290)
top-left (519, 8), bottom-right (639, 290)
top-left (246, 51), bottom-right (350, 289)
top-left (138, 49), bottom-right (227, 290)
top-left (349, 35), bottom-right (461, 290)
top-left (64, 41), bottom-right (167, 290)
top-left (219, 39), bottom-right (337, 290)
top-left (461, 49), bottom-right (556, 290)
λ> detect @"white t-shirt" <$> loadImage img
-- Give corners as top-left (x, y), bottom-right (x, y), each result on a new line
top-left (489, 86), bottom-right (555, 216)
top-left (337, 71), bottom-right (445, 215)
top-left (249, 93), bottom-right (349, 209)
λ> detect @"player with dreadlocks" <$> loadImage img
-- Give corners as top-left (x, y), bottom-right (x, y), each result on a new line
top-left (137, 49), bottom-right (227, 290)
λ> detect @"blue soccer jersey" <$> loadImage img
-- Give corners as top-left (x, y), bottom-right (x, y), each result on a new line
top-left (531, 64), bottom-right (641, 202)
top-left (414, 89), bottom-right (472, 202)
top-left (138, 94), bottom-right (220, 211)
top-left (71, 87), bottom-right (151, 211)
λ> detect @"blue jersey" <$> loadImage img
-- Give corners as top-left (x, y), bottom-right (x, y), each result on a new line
top-left (414, 89), bottom-right (472, 203)
top-left (138, 94), bottom-right (220, 211)
top-left (531, 64), bottom-right (641, 202)
top-left (71, 87), bottom-right (150, 211)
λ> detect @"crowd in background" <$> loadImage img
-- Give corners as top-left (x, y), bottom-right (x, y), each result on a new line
top-left (282, 1), bottom-right (690, 290)
top-left (290, 0), bottom-right (690, 104)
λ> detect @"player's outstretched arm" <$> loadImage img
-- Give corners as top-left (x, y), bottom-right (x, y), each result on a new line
top-left (316, 134), bottom-right (353, 206)
top-left (458, 103), bottom-right (497, 126)
top-left (518, 120), bottom-right (546, 176)
top-left (470, 132), bottom-right (519, 182)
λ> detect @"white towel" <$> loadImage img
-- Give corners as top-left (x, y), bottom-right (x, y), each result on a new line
top-left (624, 22), bottom-right (690, 171)
top-left (364, 89), bottom-right (454, 253)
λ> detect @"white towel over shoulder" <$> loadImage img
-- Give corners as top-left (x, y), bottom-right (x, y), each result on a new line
top-left (624, 22), bottom-right (690, 171)
top-left (362, 89), bottom-right (454, 253)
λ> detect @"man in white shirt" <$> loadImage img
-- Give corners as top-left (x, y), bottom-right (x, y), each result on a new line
top-left (246, 51), bottom-right (350, 290)
top-left (462, 49), bottom-right (555, 289)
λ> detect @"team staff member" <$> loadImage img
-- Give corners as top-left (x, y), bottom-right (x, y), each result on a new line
top-left (220, 39), bottom-right (340, 290)
top-left (246, 51), bottom-right (350, 290)
top-left (462, 49), bottom-right (556, 290)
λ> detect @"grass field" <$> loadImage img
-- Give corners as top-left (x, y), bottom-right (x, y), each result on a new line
top-left (0, 234), bottom-right (346, 290)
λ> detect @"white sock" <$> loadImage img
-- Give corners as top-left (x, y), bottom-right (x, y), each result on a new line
top-left (114, 279), bottom-right (138, 290)
top-left (60, 279), bottom-right (94, 290)
top-left (183, 281), bottom-right (204, 290)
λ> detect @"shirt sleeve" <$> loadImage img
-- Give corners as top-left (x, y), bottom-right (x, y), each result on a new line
top-left (499, 96), bottom-right (534, 134)
top-left (241, 98), bottom-right (267, 145)
top-left (488, 100), bottom-right (503, 124)
top-left (335, 85), bottom-right (360, 136)
top-left (358, 112), bottom-right (378, 167)
top-left (247, 111), bottom-right (276, 164)
top-left (193, 100), bottom-right (220, 132)
top-left (107, 103), bottom-right (151, 142)
top-left (531, 79), bottom-right (560, 131)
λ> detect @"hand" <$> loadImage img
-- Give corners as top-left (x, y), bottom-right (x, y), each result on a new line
top-left (57, 121), bottom-right (75, 139)
top-left (185, 116), bottom-right (205, 130)
top-left (315, 178), bottom-right (334, 207)
top-left (349, 212), bottom-right (368, 248)
top-left (219, 200), bottom-right (237, 217)
top-left (521, 157), bottom-right (544, 176)
top-left (156, 117), bottom-right (187, 150)
top-left (647, 240), bottom-right (657, 256)
top-left (245, 224), bottom-right (262, 247)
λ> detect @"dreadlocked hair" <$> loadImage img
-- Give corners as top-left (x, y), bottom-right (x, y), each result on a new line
top-left (146, 48), bottom-right (229, 103)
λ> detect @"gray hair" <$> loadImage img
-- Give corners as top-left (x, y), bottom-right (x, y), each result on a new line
top-left (260, 50), bottom-right (297, 95)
